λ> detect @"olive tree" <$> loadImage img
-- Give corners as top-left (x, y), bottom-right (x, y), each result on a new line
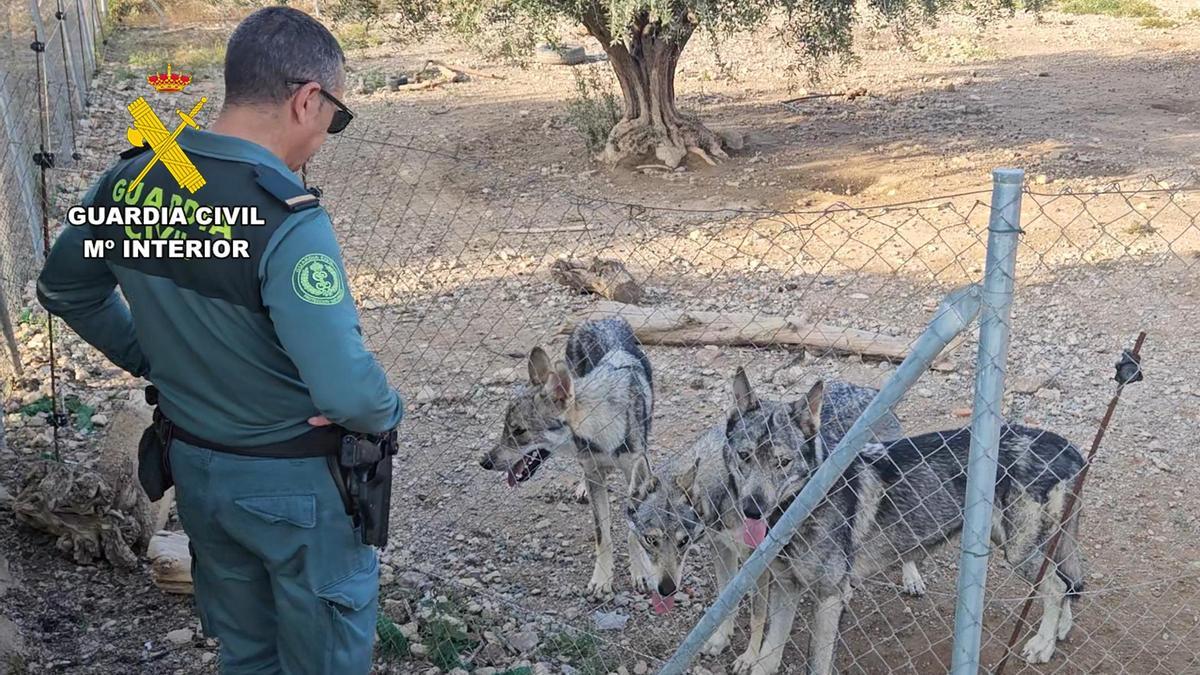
top-left (388, 0), bottom-right (1039, 167)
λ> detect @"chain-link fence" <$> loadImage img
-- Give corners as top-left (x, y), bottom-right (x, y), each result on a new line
top-left (0, 0), bottom-right (104, 381)
top-left (9, 14), bottom-right (1200, 673)
top-left (295, 123), bottom-right (1200, 674)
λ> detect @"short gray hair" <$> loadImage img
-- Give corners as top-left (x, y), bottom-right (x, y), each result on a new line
top-left (224, 6), bottom-right (345, 106)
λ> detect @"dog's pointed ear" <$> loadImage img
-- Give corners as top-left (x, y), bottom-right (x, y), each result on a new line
top-left (675, 455), bottom-right (700, 500)
top-left (528, 347), bottom-right (552, 386)
top-left (791, 379), bottom-right (825, 436)
top-left (732, 367), bottom-right (758, 414)
top-left (630, 457), bottom-right (659, 505)
top-left (546, 360), bottom-right (574, 409)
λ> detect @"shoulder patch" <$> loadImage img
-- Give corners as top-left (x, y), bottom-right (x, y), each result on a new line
top-left (292, 253), bottom-right (345, 306)
top-left (119, 143), bottom-right (150, 160)
top-left (254, 165), bottom-right (321, 212)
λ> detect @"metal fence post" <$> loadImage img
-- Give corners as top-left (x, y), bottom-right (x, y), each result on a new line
top-left (949, 167), bottom-right (1025, 674)
top-left (659, 283), bottom-right (984, 675)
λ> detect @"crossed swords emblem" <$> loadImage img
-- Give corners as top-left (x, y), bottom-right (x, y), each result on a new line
top-left (125, 96), bottom-right (208, 193)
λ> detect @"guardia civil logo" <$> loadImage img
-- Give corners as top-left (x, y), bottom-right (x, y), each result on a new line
top-left (293, 254), bottom-right (345, 305)
top-left (126, 64), bottom-right (208, 193)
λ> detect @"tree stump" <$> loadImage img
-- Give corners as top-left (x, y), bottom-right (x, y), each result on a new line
top-left (11, 391), bottom-right (162, 568)
top-left (550, 258), bottom-right (644, 305)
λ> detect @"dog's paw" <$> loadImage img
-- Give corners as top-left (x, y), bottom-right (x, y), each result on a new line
top-left (1021, 632), bottom-right (1057, 664)
top-left (629, 572), bottom-right (653, 594)
top-left (901, 561), bottom-right (926, 597)
top-left (700, 632), bottom-right (730, 656)
top-left (573, 480), bottom-right (590, 504)
top-left (732, 650), bottom-right (760, 675)
top-left (587, 573), bottom-right (615, 601)
top-left (902, 573), bottom-right (926, 597)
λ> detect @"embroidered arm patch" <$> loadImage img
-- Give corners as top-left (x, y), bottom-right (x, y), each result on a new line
top-left (292, 253), bottom-right (345, 305)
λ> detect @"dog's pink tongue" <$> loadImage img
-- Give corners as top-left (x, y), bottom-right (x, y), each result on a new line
top-left (742, 518), bottom-right (768, 548)
top-left (505, 470), bottom-right (517, 488)
top-left (650, 592), bottom-right (676, 615)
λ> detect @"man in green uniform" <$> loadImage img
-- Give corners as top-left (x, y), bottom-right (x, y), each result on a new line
top-left (37, 7), bottom-right (402, 673)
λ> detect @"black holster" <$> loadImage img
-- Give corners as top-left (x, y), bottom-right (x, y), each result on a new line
top-left (328, 429), bottom-right (398, 548)
top-left (137, 386), bottom-right (175, 502)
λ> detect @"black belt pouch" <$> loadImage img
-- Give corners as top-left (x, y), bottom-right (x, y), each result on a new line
top-left (137, 388), bottom-right (174, 502)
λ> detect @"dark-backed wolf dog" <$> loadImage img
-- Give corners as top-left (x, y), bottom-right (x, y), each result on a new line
top-left (479, 318), bottom-right (654, 598)
top-left (626, 373), bottom-right (903, 657)
top-left (724, 370), bottom-right (1084, 675)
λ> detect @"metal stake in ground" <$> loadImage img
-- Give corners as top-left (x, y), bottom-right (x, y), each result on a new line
top-left (993, 331), bottom-right (1148, 675)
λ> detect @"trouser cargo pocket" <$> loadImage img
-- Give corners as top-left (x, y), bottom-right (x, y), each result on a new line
top-left (315, 557), bottom-right (380, 674)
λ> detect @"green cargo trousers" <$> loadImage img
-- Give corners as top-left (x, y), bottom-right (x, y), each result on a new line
top-left (170, 440), bottom-right (379, 674)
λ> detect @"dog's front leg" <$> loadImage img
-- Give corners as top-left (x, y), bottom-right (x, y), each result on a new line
top-left (806, 579), bottom-right (849, 675)
top-left (733, 567), bottom-right (771, 672)
top-left (584, 473), bottom-right (615, 599)
top-left (740, 572), bottom-right (798, 675)
top-left (701, 539), bottom-right (742, 655)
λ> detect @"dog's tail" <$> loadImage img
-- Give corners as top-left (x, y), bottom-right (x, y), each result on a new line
top-left (1052, 492), bottom-right (1085, 604)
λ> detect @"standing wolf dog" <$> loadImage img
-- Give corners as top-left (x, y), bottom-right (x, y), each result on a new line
top-left (724, 369), bottom-right (1085, 675)
top-left (627, 374), bottom-right (903, 658)
top-left (479, 318), bottom-right (654, 598)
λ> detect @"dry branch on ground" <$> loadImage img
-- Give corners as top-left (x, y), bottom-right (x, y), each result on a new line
top-left (564, 301), bottom-right (959, 369)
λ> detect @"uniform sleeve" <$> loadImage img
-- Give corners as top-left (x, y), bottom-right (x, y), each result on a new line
top-left (260, 209), bottom-right (404, 434)
top-left (36, 178), bottom-right (150, 378)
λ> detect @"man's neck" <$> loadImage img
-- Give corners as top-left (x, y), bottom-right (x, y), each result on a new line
top-left (210, 105), bottom-right (291, 167)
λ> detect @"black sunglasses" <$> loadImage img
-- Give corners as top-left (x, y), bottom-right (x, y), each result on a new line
top-left (286, 79), bottom-right (354, 134)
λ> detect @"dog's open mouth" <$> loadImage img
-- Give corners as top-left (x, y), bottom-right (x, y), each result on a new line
top-left (505, 448), bottom-right (551, 487)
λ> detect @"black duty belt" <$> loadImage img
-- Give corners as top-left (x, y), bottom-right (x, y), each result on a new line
top-left (146, 385), bottom-right (344, 459)
top-left (168, 421), bottom-right (344, 458)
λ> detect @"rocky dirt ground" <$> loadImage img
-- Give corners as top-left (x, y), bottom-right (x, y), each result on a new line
top-left (3, 2), bottom-right (1200, 674)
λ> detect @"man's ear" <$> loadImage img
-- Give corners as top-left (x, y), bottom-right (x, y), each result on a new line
top-left (289, 81), bottom-right (321, 125)
top-left (545, 361), bottom-right (574, 409)
top-left (528, 347), bottom-right (552, 386)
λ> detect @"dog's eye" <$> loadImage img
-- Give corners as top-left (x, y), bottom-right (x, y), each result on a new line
top-left (778, 455), bottom-right (793, 468)
top-left (645, 535), bottom-right (660, 548)
top-left (677, 533), bottom-right (690, 548)
top-left (737, 450), bottom-right (752, 463)
top-left (510, 426), bottom-right (526, 438)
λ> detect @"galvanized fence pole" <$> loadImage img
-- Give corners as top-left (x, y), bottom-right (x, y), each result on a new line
top-left (659, 283), bottom-right (985, 675)
top-left (73, 0), bottom-right (93, 88)
top-left (949, 168), bottom-right (1025, 674)
top-left (28, 0), bottom-right (67, 459)
top-left (54, 0), bottom-right (82, 155)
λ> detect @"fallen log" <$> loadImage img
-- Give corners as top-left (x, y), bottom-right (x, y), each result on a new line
top-left (562, 301), bottom-right (959, 370)
top-left (148, 530), bottom-right (193, 595)
top-left (551, 259), bottom-right (644, 306)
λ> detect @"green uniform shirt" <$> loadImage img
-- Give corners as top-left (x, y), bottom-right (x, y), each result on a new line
top-left (37, 127), bottom-right (404, 446)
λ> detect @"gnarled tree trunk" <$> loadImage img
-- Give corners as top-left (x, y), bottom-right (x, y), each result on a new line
top-left (581, 9), bottom-right (728, 168)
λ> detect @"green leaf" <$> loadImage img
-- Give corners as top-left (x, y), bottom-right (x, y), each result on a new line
top-left (19, 396), bottom-right (53, 416)
top-left (375, 615), bottom-right (410, 660)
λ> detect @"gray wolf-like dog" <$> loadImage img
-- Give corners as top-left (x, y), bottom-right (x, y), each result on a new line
top-left (626, 373), bottom-right (903, 658)
top-left (724, 369), bottom-right (1085, 675)
top-left (479, 318), bottom-right (654, 598)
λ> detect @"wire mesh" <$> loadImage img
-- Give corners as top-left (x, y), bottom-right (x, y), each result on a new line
top-left (296, 116), bottom-right (1200, 674)
top-left (7, 12), bottom-right (1200, 673)
top-left (0, 0), bottom-right (99, 383)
